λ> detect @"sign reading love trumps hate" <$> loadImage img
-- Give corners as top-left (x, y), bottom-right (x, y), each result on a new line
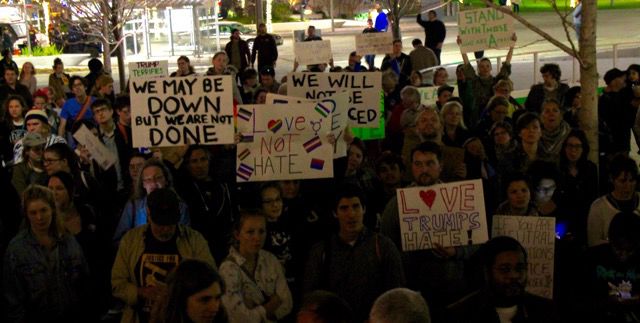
top-left (130, 75), bottom-right (235, 148)
top-left (235, 103), bottom-right (333, 182)
top-left (287, 72), bottom-right (382, 128)
top-left (396, 179), bottom-right (489, 251)
top-left (492, 215), bottom-right (556, 299)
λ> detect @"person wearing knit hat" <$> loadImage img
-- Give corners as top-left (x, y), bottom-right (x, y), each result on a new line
top-left (12, 109), bottom-right (66, 165)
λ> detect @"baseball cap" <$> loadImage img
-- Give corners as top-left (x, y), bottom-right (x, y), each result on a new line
top-left (147, 188), bottom-right (181, 225)
top-left (604, 68), bottom-right (625, 85)
top-left (437, 84), bottom-right (455, 96)
top-left (23, 132), bottom-right (46, 147)
top-left (25, 109), bottom-right (48, 124)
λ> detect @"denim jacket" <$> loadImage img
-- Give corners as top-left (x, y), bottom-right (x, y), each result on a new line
top-left (2, 229), bottom-right (90, 322)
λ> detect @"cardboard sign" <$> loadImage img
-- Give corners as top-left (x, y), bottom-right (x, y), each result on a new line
top-left (266, 92), bottom-right (349, 158)
top-left (294, 40), bottom-right (332, 65)
top-left (130, 75), bottom-right (235, 148)
top-left (417, 85), bottom-right (459, 107)
top-left (235, 103), bottom-right (333, 181)
top-left (458, 8), bottom-right (514, 53)
top-left (396, 179), bottom-right (488, 251)
top-left (355, 32), bottom-right (394, 56)
top-left (73, 124), bottom-right (117, 170)
top-left (492, 215), bottom-right (556, 299)
top-left (288, 72), bottom-right (382, 128)
top-left (128, 60), bottom-right (169, 79)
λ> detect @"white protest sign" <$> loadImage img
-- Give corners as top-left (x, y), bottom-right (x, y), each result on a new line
top-left (396, 179), bottom-right (488, 251)
top-left (266, 92), bottom-right (349, 158)
top-left (128, 61), bottom-right (169, 79)
top-left (288, 72), bottom-right (382, 128)
top-left (458, 8), bottom-right (514, 53)
top-left (492, 215), bottom-right (556, 299)
top-left (417, 85), bottom-right (459, 107)
top-left (235, 103), bottom-right (333, 181)
top-left (130, 75), bottom-right (235, 148)
top-left (294, 40), bottom-right (333, 65)
top-left (73, 124), bottom-right (117, 170)
top-left (355, 32), bottom-right (394, 56)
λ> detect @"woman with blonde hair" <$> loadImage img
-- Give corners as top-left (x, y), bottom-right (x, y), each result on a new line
top-left (90, 74), bottom-right (114, 104)
top-left (441, 101), bottom-right (470, 148)
top-left (19, 61), bottom-right (37, 95)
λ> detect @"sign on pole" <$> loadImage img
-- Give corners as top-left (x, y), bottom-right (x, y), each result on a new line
top-left (235, 103), bottom-right (334, 181)
top-left (458, 8), bottom-right (514, 53)
top-left (128, 60), bottom-right (169, 79)
top-left (492, 215), bottom-right (556, 299)
top-left (294, 40), bottom-right (333, 65)
top-left (396, 179), bottom-right (489, 251)
top-left (355, 32), bottom-right (394, 56)
top-left (288, 72), bottom-right (382, 128)
top-left (130, 75), bottom-right (235, 148)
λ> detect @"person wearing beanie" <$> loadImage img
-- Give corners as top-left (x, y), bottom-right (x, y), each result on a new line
top-left (11, 131), bottom-right (48, 193)
top-left (12, 108), bottom-right (66, 165)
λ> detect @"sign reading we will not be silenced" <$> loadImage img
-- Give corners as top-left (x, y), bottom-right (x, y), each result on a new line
top-left (355, 32), bottom-right (394, 56)
top-left (396, 179), bottom-right (489, 251)
top-left (130, 75), bottom-right (235, 148)
top-left (128, 60), bottom-right (169, 79)
top-left (266, 92), bottom-right (349, 158)
top-left (288, 72), bottom-right (382, 128)
top-left (458, 8), bottom-right (514, 53)
top-left (492, 215), bottom-right (556, 299)
top-left (235, 103), bottom-right (333, 181)
top-left (294, 40), bottom-right (333, 66)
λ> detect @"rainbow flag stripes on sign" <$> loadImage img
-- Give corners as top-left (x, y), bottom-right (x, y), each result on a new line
top-left (238, 148), bottom-right (251, 161)
top-left (303, 136), bottom-right (322, 153)
top-left (237, 163), bottom-right (254, 181)
top-left (315, 102), bottom-right (331, 118)
top-left (238, 107), bottom-right (253, 121)
top-left (310, 158), bottom-right (325, 170)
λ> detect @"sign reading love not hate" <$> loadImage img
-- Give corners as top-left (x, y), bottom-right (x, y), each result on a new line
top-left (458, 8), bottom-right (514, 53)
top-left (288, 72), bottom-right (382, 128)
top-left (236, 103), bottom-right (333, 182)
top-left (130, 75), bottom-right (235, 148)
top-left (492, 215), bottom-right (556, 299)
top-left (396, 179), bottom-right (488, 251)
top-left (266, 92), bottom-right (349, 158)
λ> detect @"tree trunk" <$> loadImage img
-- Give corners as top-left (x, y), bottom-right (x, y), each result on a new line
top-left (392, 13), bottom-right (401, 39)
top-left (577, 0), bottom-right (598, 164)
top-left (102, 9), bottom-right (112, 75)
top-left (115, 28), bottom-right (126, 92)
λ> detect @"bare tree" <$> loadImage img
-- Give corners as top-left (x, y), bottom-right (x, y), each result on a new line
top-left (381, 0), bottom-right (417, 40)
top-left (481, 0), bottom-right (598, 162)
top-left (62, 0), bottom-right (137, 91)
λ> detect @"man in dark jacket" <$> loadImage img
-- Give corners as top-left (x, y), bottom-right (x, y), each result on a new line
top-left (225, 28), bottom-right (250, 73)
top-left (250, 23), bottom-right (278, 73)
top-left (416, 10), bottom-right (446, 63)
top-left (0, 66), bottom-right (32, 108)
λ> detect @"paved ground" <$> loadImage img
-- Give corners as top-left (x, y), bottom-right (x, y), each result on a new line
top-left (24, 8), bottom-right (640, 93)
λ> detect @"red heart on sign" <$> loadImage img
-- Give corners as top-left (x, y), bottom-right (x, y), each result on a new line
top-left (267, 119), bottom-right (282, 133)
top-left (419, 190), bottom-right (436, 208)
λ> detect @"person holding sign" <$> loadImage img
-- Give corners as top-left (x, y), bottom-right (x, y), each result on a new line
top-left (206, 52), bottom-right (243, 104)
top-left (447, 236), bottom-right (558, 323)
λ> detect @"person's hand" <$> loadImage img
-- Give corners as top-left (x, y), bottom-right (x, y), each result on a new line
top-left (456, 35), bottom-right (462, 46)
top-left (263, 294), bottom-right (282, 319)
top-left (538, 199), bottom-right (557, 216)
top-left (234, 132), bottom-right (243, 144)
top-left (76, 145), bottom-right (92, 165)
top-left (454, 163), bottom-right (467, 179)
top-left (326, 133), bottom-right (336, 146)
top-left (293, 60), bottom-right (299, 71)
top-left (432, 243), bottom-right (456, 259)
top-left (329, 57), bottom-right (334, 68)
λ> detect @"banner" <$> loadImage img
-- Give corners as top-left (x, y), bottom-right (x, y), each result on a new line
top-left (130, 75), bottom-right (235, 148)
top-left (492, 215), bottom-right (556, 299)
top-left (396, 179), bottom-right (488, 251)
top-left (266, 92), bottom-right (349, 158)
top-left (128, 60), bottom-right (169, 79)
top-left (288, 72), bottom-right (382, 128)
top-left (235, 103), bottom-right (334, 181)
top-left (294, 40), bottom-right (333, 65)
top-left (417, 85), bottom-right (459, 107)
top-left (458, 8), bottom-right (514, 53)
top-left (73, 124), bottom-right (117, 170)
top-left (355, 32), bottom-right (394, 56)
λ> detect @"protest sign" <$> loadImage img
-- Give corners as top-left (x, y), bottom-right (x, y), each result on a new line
top-left (266, 92), bottom-right (349, 158)
top-left (417, 85), bottom-right (459, 107)
top-left (128, 61), bottom-right (169, 79)
top-left (130, 75), bottom-right (235, 148)
top-left (458, 8), bottom-right (514, 53)
top-left (294, 40), bottom-right (333, 65)
top-left (492, 215), bottom-right (556, 299)
top-left (73, 124), bottom-right (117, 170)
top-left (288, 72), bottom-right (382, 128)
top-left (235, 103), bottom-right (333, 181)
top-left (396, 179), bottom-right (488, 251)
top-left (355, 32), bottom-right (394, 56)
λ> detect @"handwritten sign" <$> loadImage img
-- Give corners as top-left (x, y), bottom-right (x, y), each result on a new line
top-left (417, 85), bottom-right (459, 107)
top-left (128, 60), bottom-right (169, 79)
top-left (355, 32), bottom-right (394, 56)
top-left (130, 75), bottom-right (235, 148)
top-left (288, 72), bottom-right (382, 128)
top-left (73, 124), bottom-right (117, 170)
top-left (294, 40), bottom-right (333, 65)
top-left (458, 8), bottom-right (514, 53)
top-left (266, 92), bottom-right (349, 158)
top-left (492, 215), bottom-right (556, 299)
top-left (236, 103), bottom-right (333, 181)
top-left (396, 179), bottom-right (488, 251)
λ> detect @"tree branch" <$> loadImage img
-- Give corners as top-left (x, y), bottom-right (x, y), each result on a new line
top-left (549, 0), bottom-right (586, 68)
